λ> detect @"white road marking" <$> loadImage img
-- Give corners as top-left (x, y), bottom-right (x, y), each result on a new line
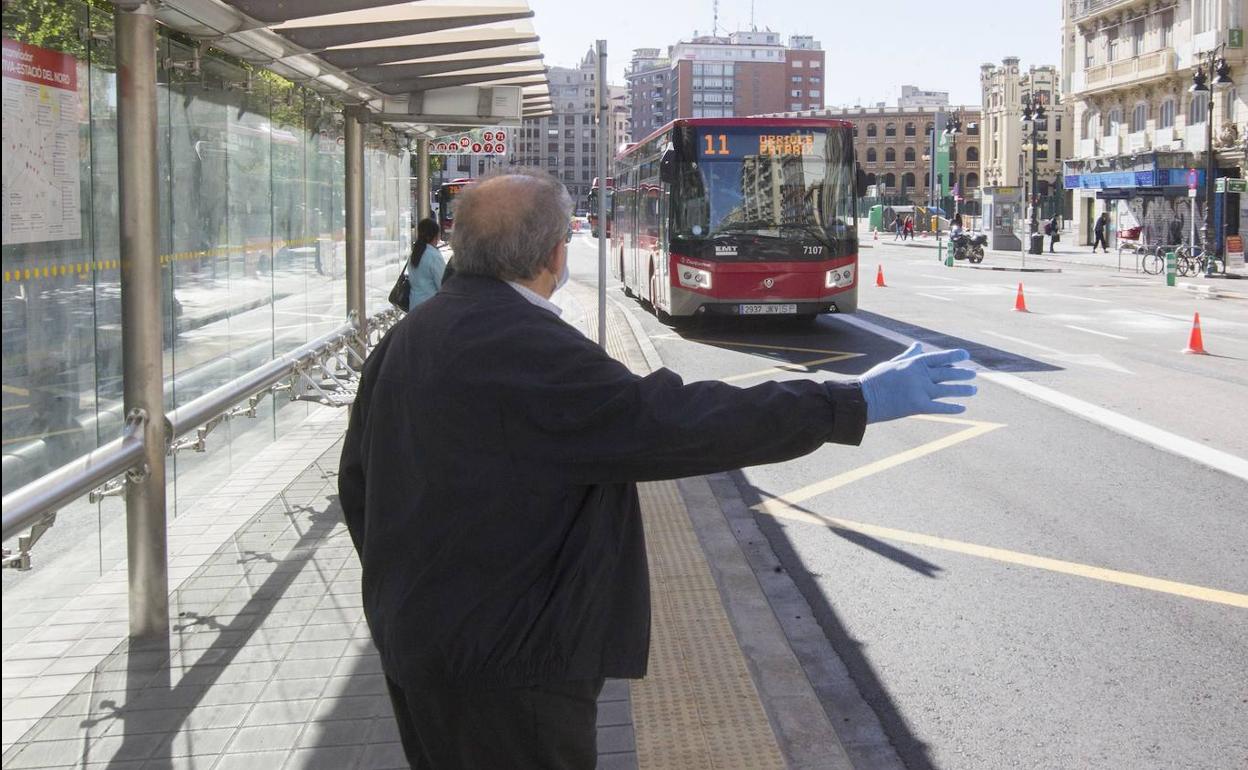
top-left (1065, 324), bottom-right (1128, 340)
top-left (836, 314), bottom-right (1248, 482)
top-left (982, 330), bottom-right (1059, 353)
top-left (1049, 293), bottom-right (1113, 304)
top-left (915, 292), bottom-right (954, 302)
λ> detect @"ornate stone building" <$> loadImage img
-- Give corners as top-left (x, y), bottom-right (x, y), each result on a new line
top-left (979, 59), bottom-right (1073, 203)
top-left (1062, 0), bottom-right (1247, 248)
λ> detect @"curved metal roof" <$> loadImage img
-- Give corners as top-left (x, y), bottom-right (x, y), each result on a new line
top-left (153, 0), bottom-right (553, 127)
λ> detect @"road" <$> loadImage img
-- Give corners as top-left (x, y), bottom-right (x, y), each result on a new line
top-left (564, 233), bottom-right (1248, 770)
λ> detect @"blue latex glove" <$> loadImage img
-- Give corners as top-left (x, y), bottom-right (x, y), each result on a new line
top-left (859, 343), bottom-right (978, 424)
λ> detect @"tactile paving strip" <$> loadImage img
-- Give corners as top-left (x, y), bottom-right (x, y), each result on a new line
top-left (633, 480), bottom-right (787, 770)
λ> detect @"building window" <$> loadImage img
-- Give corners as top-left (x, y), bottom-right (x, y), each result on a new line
top-left (1105, 108), bottom-right (1121, 136)
top-left (1156, 99), bottom-right (1175, 130)
top-left (901, 172), bottom-right (915, 191)
top-left (867, 148), bottom-right (877, 162)
top-left (1132, 19), bottom-right (1145, 57)
top-left (1160, 9), bottom-right (1174, 48)
top-left (904, 122), bottom-right (915, 136)
top-left (789, 103), bottom-right (802, 111)
top-left (1107, 26), bottom-right (1120, 62)
top-left (790, 90), bottom-right (803, 98)
top-left (867, 124), bottom-right (878, 137)
top-left (1193, 0), bottom-right (1213, 34)
top-left (885, 123), bottom-right (897, 137)
top-left (792, 60), bottom-right (803, 68)
top-left (809, 90), bottom-right (821, 98)
top-left (811, 60), bottom-right (821, 68)
top-left (791, 76), bottom-right (803, 83)
top-left (1189, 92), bottom-right (1209, 125)
top-left (925, 122), bottom-right (935, 135)
top-left (1130, 103), bottom-right (1147, 132)
top-left (885, 148), bottom-right (896, 162)
top-left (904, 147), bottom-right (916, 162)
top-left (967, 172), bottom-right (979, 188)
top-left (1082, 110), bottom-right (1098, 139)
top-left (883, 172), bottom-right (896, 188)
top-left (966, 146), bottom-right (979, 162)
top-left (1055, 140), bottom-right (1061, 158)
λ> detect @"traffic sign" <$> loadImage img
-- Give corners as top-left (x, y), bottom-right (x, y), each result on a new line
top-left (1215, 178), bottom-right (1247, 194)
top-left (1230, 28), bottom-right (1243, 48)
top-left (1187, 168), bottom-right (1198, 190)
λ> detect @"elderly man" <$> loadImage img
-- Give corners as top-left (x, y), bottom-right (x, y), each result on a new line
top-left (339, 172), bottom-right (976, 769)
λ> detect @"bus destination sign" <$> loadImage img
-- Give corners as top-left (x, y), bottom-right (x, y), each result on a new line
top-left (700, 130), bottom-right (820, 159)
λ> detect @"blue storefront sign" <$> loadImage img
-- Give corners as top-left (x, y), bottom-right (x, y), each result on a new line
top-left (1064, 167), bottom-right (1204, 190)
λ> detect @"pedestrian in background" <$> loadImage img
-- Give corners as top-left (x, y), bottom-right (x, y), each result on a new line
top-left (904, 215), bottom-right (915, 240)
top-left (1092, 212), bottom-right (1110, 253)
top-left (339, 171), bottom-right (978, 769)
top-left (894, 215), bottom-right (904, 240)
top-left (407, 218), bottom-right (445, 311)
top-left (1046, 214), bottom-right (1060, 253)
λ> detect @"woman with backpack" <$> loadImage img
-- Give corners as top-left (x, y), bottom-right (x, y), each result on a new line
top-left (407, 218), bottom-right (446, 311)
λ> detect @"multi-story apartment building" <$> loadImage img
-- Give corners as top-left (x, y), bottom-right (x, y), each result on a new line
top-left (979, 59), bottom-right (1073, 206)
top-left (626, 31), bottom-right (826, 138)
top-left (625, 48), bottom-right (672, 138)
top-left (899, 85), bottom-right (950, 110)
top-left (505, 49), bottom-right (628, 210)
top-left (769, 104), bottom-right (983, 206)
top-left (1062, 0), bottom-right (1247, 249)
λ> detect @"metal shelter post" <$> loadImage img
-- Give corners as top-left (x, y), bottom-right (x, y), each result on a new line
top-left (595, 40), bottom-right (608, 348)
top-left (345, 107), bottom-right (367, 353)
top-left (115, 1), bottom-right (168, 639)
top-left (417, 137), bottom-right (431, 222)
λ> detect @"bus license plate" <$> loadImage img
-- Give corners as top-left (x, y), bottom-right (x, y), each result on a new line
top-left (740, 304), bottom-right (797, 315)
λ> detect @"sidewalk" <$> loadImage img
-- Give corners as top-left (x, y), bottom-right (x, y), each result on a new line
top-left (2, 282), bottom-right (868, 769)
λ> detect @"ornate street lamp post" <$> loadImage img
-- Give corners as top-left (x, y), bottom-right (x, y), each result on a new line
top-left (1021, 94), bottom-right (1046, 254)
top-left (944, 110), bottom-right (963, 217)
top-left (1190, 48), bottom-right (1233, 269)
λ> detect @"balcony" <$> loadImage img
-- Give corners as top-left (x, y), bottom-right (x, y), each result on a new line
top-left (1184, 124), bottom-right (1208, 153)
top-left (1079, 137), bottom-right (1097, 157)
top-left (1126, 131), bottom-right (1150, 153)
top-left (1083, 48), bottom-right (1175, 94)
top-left (1071, 0), bottom-right (1141, 21)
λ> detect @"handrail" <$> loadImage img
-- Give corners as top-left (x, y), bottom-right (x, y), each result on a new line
top-left (2, 310), bottom-right (400, 548)
top-left (2, 414), bottom-right (146, 542)
top-left (167, 321), bottom-right (356, 439)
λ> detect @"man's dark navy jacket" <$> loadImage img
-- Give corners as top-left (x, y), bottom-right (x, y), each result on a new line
top-left (338, 273), bottom-right (867, 690)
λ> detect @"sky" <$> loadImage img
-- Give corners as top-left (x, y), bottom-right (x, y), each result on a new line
top-left (526, 0), bottom-right (1064, 107)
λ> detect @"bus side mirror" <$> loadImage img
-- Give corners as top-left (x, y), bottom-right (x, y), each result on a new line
top-left (660, 148), bottom-right (677, 184)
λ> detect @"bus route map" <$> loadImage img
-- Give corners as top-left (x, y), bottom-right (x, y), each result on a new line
top-left (2, 38), bottom-right (81, 245)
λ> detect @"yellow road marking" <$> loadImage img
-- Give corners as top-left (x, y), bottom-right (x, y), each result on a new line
top-left (1, 426), bottom-right (84, 446)
top-left (2, 384), bottom-right (31, 396)
top-left (763, 506), bottom-right (1248, 608)
top-left (721, 353), bottom-right (862, 384)
top-left (688, 337), bottom-right (859, 357)
top-left (753, 415), bottom-right (1005, 518)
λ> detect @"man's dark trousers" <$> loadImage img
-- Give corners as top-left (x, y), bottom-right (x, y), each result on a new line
top-left (385, 676), bottom-right (604, 768)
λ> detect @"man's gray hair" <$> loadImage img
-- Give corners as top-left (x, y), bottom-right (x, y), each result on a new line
top-left (450, 171), bottom-right (573, 281)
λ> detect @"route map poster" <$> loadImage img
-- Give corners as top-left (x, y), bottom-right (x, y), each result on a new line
top-left (2, 38), bottom-right (82, 245)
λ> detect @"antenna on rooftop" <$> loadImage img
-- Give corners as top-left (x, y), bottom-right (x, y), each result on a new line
top-left (712, 0), bottom-right (719, 36)
top-left (751, 0), bottom-right (756, 31)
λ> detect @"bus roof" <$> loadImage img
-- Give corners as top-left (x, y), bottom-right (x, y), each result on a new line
top-left (440, 178), bottom-right (473, 187)
top-left (621, 116), bottom-right (855, 159)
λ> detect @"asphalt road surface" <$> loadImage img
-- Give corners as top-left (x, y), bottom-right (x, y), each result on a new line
top-left (565, 233), bottom-right (1248, 770)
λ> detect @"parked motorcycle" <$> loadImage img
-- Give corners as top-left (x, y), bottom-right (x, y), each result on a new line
top-left (951, 232), bottom-right (988, 263)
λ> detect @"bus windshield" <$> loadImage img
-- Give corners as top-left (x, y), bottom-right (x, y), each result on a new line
top-left (673, 126), bottom-right (856, 251)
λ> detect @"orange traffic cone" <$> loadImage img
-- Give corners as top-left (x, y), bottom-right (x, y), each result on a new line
top-left (876, 265), bottom-right (887, 287)
top-left (1183, 312), bottom-right (1207, 355)
top-left (1013, 282), bottom-right (1029, 312)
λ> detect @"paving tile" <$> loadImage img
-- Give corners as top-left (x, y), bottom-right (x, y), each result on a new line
top-left (596, 751), bottom-right (640, 770)
top-left (309, 695), bottom-right (389, 722)
top-left (225, 723), bottom-right (304, 754)
top-left (212, 749), bottom-right (289, 770)
top-left (154, 726), bottom-right (236, 758)
top-left (596, 699), bottom-right (633, 727)
top-left (322, 673), bottom-right (386, 698)
top-left (256, 678), bottom-right (326, 703)
top-left (596, 724), bottom-right (636, 755)
top-left (357, 741), bottom-right (407, 770)
top-left (298, 718), bottom-right (371, 748)
top-left (281, 745), bottom-right (362, 770)
top-left (242, 699), bottom-right (318, 727)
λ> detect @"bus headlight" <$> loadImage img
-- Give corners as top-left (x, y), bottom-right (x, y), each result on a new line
top-left (825, 266), bottom-right (854, 288)
top-left (678, 265), bottom-right (713, 290)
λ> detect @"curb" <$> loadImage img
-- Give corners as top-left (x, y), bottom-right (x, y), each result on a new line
top-left (952, 264), bottom-right (1063, 274)
top-left (607, 291), bottom-right (665, 373)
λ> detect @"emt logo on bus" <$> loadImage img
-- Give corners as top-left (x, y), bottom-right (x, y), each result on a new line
top-left (701, 131), bottom-right (819, 159)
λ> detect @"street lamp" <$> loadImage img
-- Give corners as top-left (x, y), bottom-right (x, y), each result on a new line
top-left (1021, 93), bottom-right (1047, 254)
top-left (1191, 47), bottom-right (1233, 268)
top-left (944, 110), bottom-right (963, 217)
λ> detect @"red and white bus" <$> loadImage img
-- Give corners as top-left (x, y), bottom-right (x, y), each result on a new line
top-left (587, 177), bottom-right (613, 237)
top-left (612, 118), bottom-right (859, 321)
top-left (435, 178), bottom-right (472, 235)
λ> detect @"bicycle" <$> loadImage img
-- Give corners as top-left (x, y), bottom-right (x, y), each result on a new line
top-left (1140, 245), bottom-right (1167, 275)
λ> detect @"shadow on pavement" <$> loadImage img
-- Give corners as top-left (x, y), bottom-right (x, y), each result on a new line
top-left (668, 310), bottom-right (1062, 375)
top-left (728, 469), bottom-right (940, 770)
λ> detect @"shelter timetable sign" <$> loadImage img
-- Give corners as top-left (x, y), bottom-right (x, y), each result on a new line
top-left (1, 37), bottom-right (82, 245)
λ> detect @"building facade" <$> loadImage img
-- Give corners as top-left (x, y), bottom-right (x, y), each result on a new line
top-left (1062, 0), bottom-right (1247, 249)
top-left (979, 59), bottom-right (1073, 206)
top-left (771, 105), bottom-right (983, 206)
top-left (899, 85), bottom-right (950, 110)
top-left (506, 49), bottom-right (628, 210)
top-left (626, 31), bottom-right (825, 139)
